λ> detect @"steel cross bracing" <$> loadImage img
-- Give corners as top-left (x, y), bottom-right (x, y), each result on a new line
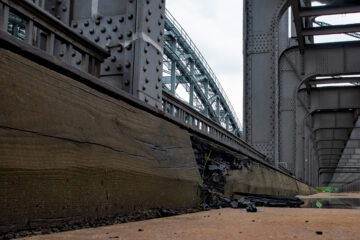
top-left (314, 20), bottom-right (360, 40)
top-left (162, 10), bottom-right (242, 138)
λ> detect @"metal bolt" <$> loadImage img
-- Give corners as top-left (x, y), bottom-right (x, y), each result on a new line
top-left (148, 10), bottom-right (152, 16)
top-left (158, 77), bottom-right (162, 82)
top-left (113, 26), bottom-right (118, 32)
top-left (127, 31), bottom-right (132, 37)
top-left (146, 59), bottom-right (149, 64)
top-left (128, 14), bottom-right (134, 20)
top-left (101, 27), bottom-right (106, 33)
top-left (146, 0), bottom-right (150, 4)
top-left (117, 64), bottom-right (123, 71)
top-left (142, 85), bottom-right (146, 90)
top-left (119, 17), bottom-right (125, 23)
top-left (125, 62), bottom-right (131, 68)
top-left (111, 56), bottom-right (117, 62)
top-left (144, 47), bottom-right (148, 54)
top-left (84, 21), bottom-right (89, 27)
top-left (105, 65), bottom-right (110, 71)
top-left (126, 43), bottom-right (132, 50)
top-left (118, 34), bottom-right (124, 40)
top-left (107, 18), bottom-right (112, 24)
top-left (59, 51), bottom-right (64, 57)
top-left (145, 78), bottom-right (149, 83)
top-left (72, 51), bottom-right (76, 57)
top-left (147, 27), bottom-right (151, 33)
top-left (78, 29), bottom-right (83, 34)
top-left (89, 29), bottom-right (94, 34)
top-left (117, 45), bottom-right (123, 52)
top-left (156, 84), bottom-right (159, 89)
top-left (145, 97), bottom-right (149, 103)
top-left (106, 35), bottom-right (111, 40)
top-left (156, 67), bottom-right (160, 72)
top-left (143, 67), bottom-right (147, 72)
top-left (62, 6), bottom-right (67, 12)
top-left (145, 17), bottom-right (149, 22)
top-left (124, 80), bottom-right (130, 86)
top-left (94, 36), bottom-right (100, 42)
top-left (95, 19), bottom-right (100, 25)
top-left (73, 22), bottom-right (78, 28)
top-left (76, 59), bottom-right (82, 65)
top-left (157, 94), bottom-right (161, 99)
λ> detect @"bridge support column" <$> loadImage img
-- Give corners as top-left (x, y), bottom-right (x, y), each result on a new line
top-left (68, 0), bottom-right (166, 109)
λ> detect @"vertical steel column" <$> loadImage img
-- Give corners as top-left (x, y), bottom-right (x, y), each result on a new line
top-left (216, 97), bottom-right (220, 121)
top-left (204, 79), bottom-right (209, 116)
top-left (189, 59), bottom-right (195, 106)
top-left (244, 0), bottom-right (290, 163)
top-left (226, 114), bottom-right (230, 131)
top-left (170, 60), bottom-right (176, 95)
top-left (0, 3), bottom-right (9, 32)
top-left (44, 0), bottom-right (71, 25)
top-left (132, 0), bottom-right (166, 109)
top-left (170, 38), bottom-right (177, 95)
top-left (70, 0), bottom-right (166, 109)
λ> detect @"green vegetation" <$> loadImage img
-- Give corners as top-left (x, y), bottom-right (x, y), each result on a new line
top-left (316, 186), bottom-right (336, 193)
top-left (202, 151), bottom-right (212, 177)
top-left (197, 151), bottom-right (212, 206)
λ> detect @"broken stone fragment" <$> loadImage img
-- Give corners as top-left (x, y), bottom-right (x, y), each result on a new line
top-left (246, 203), bottom-right (257, 212)
top-left (208, 165), bottom-right (219, 171)
top-left (230, 201), bottom-right (239, 209)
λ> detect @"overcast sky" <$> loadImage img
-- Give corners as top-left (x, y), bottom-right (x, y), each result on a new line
top-left (166, 0), bottom-right (244, 122)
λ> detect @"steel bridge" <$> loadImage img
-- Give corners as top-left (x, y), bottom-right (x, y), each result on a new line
top-left (2, 0), bottom-right (360, 193)
top-left (0, 0), bottom-right (259, 161)
top-left (4, 1), bottom-right (241, 138)
top-left (244, 0), bottom-right (360, 191)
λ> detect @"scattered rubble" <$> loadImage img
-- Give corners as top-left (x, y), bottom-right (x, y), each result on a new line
top-left (193, 141), bottom-right (303, 211)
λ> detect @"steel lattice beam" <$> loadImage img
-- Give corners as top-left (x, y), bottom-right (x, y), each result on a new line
top-left (162, 10), bottom-right (242, 137)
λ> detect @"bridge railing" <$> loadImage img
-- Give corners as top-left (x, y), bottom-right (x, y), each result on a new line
top-left (162, 91), bottom-right (265, 162)
top-left (0, 0), bottom-right (108, 76)
top-left (165, 9), bottom-right (242, 132)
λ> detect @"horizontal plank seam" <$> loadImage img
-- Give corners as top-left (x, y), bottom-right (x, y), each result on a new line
top-left (0, 125), bottom-right (126, 154)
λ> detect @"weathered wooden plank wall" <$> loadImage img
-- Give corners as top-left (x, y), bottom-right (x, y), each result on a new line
top-left (0, 48), bottom-right (200, 233)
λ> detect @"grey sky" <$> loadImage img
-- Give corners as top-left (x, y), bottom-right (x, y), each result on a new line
top-left (166, 0), bottom-right (244, 122)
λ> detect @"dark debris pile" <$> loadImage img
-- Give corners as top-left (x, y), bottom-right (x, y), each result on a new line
top-left (195, 150), bottom-right (303, 213)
